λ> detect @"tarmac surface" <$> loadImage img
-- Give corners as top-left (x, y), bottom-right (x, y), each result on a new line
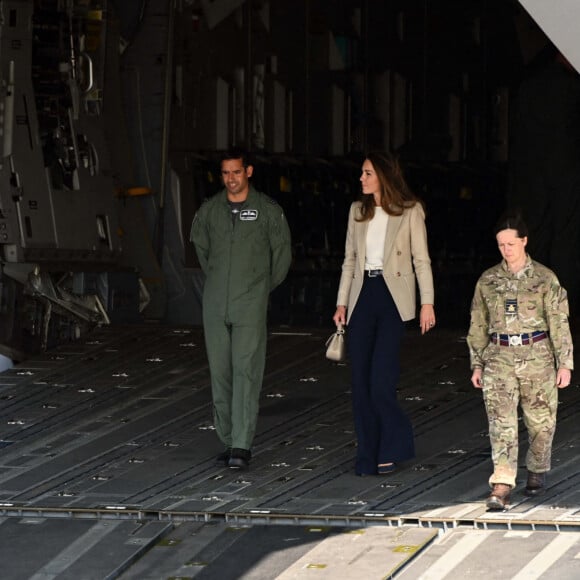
top-left (0, 323), bottom-right (579, 579)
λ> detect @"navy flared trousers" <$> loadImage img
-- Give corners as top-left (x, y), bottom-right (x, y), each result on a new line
top-left (348, 275), bottom-right (415, 475)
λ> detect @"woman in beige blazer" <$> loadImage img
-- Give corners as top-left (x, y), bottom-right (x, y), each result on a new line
top-left (333, 152), bottom-right (436, 476)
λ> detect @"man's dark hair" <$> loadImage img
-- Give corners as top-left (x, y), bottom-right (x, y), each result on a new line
top-left (494, 209), bottom-right (529, 238)
top-left (221, 148), bottom-right (252, 168)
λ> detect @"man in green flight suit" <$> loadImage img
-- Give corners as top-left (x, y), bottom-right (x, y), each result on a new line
top-left (190, 149), bottom-right (292, 470)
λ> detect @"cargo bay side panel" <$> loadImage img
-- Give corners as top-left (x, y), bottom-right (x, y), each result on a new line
top-left (0, 0), bottom-right (121, 265)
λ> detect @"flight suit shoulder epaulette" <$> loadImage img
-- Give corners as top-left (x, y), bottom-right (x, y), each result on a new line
top-left (260, 193), bottom-right (280, 207)
top-left (255, 192), bottom-right (285, 217)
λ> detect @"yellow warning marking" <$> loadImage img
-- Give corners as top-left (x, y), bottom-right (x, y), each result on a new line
top-left (157, 538), bottom-right (182, 547)
top-left (306, 564), bottom-right (327, 569)
top-left (393, 544), bottom-right (420, 554)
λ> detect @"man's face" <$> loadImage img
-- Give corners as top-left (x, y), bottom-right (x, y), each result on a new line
top-left (221, 158), bottom-right (253, 198)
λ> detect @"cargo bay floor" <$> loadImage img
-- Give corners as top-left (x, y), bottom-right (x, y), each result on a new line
top-left (0, 324), bottom-right (579, 579)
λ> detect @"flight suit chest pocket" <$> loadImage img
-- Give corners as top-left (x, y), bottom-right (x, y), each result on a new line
top-left (237, 216), bottom-right (268, 243)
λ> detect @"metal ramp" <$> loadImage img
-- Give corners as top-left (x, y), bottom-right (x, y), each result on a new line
top-left (0, 325), bottom-right (579, 578)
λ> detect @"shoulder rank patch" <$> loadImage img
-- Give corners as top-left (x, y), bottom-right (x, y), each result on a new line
top-left (505, 298), bottom-right (518, 315)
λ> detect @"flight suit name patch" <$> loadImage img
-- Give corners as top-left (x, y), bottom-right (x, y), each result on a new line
top-left (505, 299), bottom-right (518, 315)
top-left (240, 209), bottom-right (259, 221)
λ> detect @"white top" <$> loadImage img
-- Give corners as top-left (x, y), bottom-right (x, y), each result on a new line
top-left (364, 207), bottom-right (389, 270)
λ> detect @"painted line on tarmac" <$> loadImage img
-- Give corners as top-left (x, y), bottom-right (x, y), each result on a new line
top-left (511, 533), bottom-right (579, 580)
top-left (416, 530), bottom-right (488, 579)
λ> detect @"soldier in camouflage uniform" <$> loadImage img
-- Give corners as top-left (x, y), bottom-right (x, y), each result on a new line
top-left (467, 211), bottom-right (573, 510)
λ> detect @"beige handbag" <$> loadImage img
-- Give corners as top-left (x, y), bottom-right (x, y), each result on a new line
top-left (325, 324), bottom-right (346, 362)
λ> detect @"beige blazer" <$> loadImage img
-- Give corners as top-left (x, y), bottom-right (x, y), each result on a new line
top-left (336, 201), bottom-right (434, 323)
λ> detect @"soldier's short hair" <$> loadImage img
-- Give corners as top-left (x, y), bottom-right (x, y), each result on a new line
top-left (494, 209), bottom-right (528, 238)
top-left (221, 148), bottom-right (252, 169)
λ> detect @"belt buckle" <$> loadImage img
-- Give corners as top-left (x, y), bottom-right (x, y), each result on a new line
top-left (509, 335), bottom-right (523, 346)
top-left (368, 270), bottom-right (380, 278)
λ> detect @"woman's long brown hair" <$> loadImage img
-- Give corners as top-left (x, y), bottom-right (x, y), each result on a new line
top-left (356, 152), bottom-right (420, 221)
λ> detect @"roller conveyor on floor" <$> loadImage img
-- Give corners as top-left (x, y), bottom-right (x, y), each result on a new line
top-left (0, 324), bottom-right (579, 579)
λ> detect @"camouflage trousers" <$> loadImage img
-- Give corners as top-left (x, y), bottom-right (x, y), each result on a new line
top-left (481, 341), bottom-right (558, 488)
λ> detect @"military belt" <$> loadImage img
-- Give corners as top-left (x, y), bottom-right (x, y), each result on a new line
top-left (490, 331), bottom-right (548, 347)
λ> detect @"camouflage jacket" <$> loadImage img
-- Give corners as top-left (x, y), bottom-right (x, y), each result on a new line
top-left (467, 256), bottom-right (574, 370)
